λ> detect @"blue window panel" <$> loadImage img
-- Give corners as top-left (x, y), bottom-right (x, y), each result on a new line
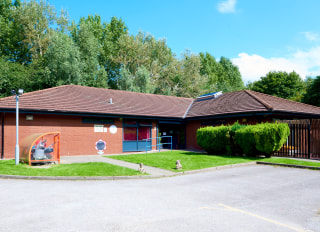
top-left (123, 141), bottom-right (152, 152)
top-left (123, 141), bottom-right (138, 152)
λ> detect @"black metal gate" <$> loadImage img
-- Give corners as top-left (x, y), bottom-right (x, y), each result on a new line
top-left (275, 120), bottom-right (320, 160)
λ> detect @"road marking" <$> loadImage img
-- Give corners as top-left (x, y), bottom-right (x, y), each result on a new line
top-left (219, 203), bottom-right (307, 232)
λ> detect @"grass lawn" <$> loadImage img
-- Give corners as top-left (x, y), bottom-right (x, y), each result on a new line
top-left (0, 160), bottom-right (141, 176)
top-left (262, 157), bottom-right (320, 168)
top-left (108, 150), bottom-right (259, 172)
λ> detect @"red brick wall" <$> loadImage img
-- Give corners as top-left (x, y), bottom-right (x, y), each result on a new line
top-left (2, 113), bottom-right (125, 158)
top-left (186, 120), bottom-right (203, 150)
top-left (2, 113), bottom-right (161, 158)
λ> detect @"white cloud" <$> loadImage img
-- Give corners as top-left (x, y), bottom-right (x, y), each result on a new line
top-left (217, 0), bottom-right (237, 13)
top-left (302, 32), bottom-right (319, 41)
top-left (232, 47), bottom-right (320, 84)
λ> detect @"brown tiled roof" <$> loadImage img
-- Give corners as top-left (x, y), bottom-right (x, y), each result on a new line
top-left (186, 90), bottom-right (320, 118)
top-left (0, 85), bottom-right (193, 118)
top-left (1, 86), bottom-right (320, 119)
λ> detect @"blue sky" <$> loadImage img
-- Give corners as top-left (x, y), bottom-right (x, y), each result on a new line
top-left (49, 0), bottom-right (320, 83)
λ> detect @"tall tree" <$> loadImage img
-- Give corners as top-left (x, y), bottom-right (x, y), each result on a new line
top-left (118, 67), bottom-right (136, 92)
top-left (72, 20), bottom-right (108, 87)
top-left (11, 0), bottom-right (67, 64)
top-left (199, 53), bottom-right (244, 93)
top-left (302, 76), bottom-right (320, 106)
top-left (135, 66), bottom-right (155, 94)
top-left (0, 56), bottom-right (36, 97)
top-left (0, 0), bottom-right (30, 63)
top-left (102, 16), bottom-right (128, 88)
top-left (218, 57), bottom-right (244, 92)
top-left (178, 51), bottom-right (206, 98)
top-left (250, 71), bottom-right (305, 100)
top-left (44, 32), bottom-right (83, 86)
top-left (70, 15), bottom-right (127, 88)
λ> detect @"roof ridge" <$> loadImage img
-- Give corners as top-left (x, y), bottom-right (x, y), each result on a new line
top-left (248, 89), bottom-right (320, 110)
top-left (105, 88), bottom-right (194, 100)
top-left (56, 85), bottom-right (193, 100)
top-left (0, 84), bottom-right (194, 101)
top-left (183, 100), bottom-right (194, 118)
top-left (244, 90), bottom-right (273, 111)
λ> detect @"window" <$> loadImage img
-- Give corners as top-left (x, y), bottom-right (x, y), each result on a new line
top-left (138, 127), bottom-right (151, 141)
top-left (123, 127), bottom-right (137, 141)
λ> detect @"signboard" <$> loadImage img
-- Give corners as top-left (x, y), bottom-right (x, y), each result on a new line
top-left (109, 125), bottom-right (117, 134)
top-left (95, 139), bottom-right (106, 155)
top-left (94, 125), bottom-right (104, 132)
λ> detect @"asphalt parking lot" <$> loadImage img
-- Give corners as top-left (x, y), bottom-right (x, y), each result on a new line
top-left (0, 165), bottom-right (319, 232)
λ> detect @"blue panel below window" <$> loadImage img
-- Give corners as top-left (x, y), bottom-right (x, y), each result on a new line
top-left (123, 141), bottom-right (137, 152)
top-left (123, 141), bottom-right (151, 152)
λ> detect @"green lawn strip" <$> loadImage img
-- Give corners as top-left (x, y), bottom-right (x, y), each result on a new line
top-left (0, 160), bottom-right (141, 176)
top-left (261, 157), bottom-right (320, 168)
top-left (108, 150), bottom-right (259, 172)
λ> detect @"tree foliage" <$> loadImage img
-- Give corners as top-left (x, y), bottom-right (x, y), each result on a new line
top-left (0, 0), bottom-right (249, 99)
top-left (249, 71), bottom-right (306, 100)
top-left (199, 53), bottom-right (244, 93)
top-left (302, 76), bottom-right (320, 107)
top-left (44, 32), bottom-right (83, 86)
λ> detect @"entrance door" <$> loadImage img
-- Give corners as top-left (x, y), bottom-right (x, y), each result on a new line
top-left (158, 123), bottom-right (186, 149)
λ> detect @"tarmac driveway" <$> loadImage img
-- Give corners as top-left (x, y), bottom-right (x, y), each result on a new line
top-left (0, 165), bottom-right (319, 232)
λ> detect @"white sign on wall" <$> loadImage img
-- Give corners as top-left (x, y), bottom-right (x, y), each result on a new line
top-left (94, 124), bottom-right (104, 132)
top-left (109, 125), bottom-right (117, 134)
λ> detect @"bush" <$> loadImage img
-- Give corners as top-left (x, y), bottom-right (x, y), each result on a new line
top-left (197, 125), bottom-right (229, 154)
top-left (226, 121), bottom-right (246, 155)
top-left (235, 125), bottom-right (259, 156)
top-left (253, 122), bottom-right (290, 156)
top-left (197, 122), bottom-right (290, 157)
top-left (235, 122), bottom-right (290, 157)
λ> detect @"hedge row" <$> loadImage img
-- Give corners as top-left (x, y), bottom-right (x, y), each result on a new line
top-left (196, 122), bottom-right (290, 157)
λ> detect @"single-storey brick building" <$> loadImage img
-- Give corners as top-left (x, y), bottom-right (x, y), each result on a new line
top-left (1, 85), bottom-right (320, 158)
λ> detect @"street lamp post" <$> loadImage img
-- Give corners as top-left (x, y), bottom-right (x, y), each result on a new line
top-left (11, 89), bottom-right (24, 165)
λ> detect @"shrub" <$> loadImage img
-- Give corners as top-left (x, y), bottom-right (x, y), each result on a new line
top-left (253, 122), bottom-right (290, 156)
top-left (235, 122), bottom-right (290, 157)
top-left (226, 121), bottom-right (247, 155)
top-left (235, 125), bottom-right (258, 156)
top-left (197, 122), bottom-right (290, 157)
top-left (197, 125), bottom-right (229, 154)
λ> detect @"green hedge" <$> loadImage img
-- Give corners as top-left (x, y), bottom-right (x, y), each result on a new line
top-left (226, 122), bottom-right (246, 155)
top-left (254, 122), bottom-right (290, 155)
top-left (234, 125), bottom-right (259, 156)
top-left (196, 125), bottom-right (229, 155)
top-left (197, 122), bottom-right (290, 157)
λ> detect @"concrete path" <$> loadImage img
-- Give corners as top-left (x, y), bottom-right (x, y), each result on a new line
top-left (60, 155), bottom-right (175, 176)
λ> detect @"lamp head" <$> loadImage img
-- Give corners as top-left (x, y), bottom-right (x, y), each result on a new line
top-left (11, 90), bottom-right (16, 95)
top-left (18, 89), bottom-right (24, 95)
